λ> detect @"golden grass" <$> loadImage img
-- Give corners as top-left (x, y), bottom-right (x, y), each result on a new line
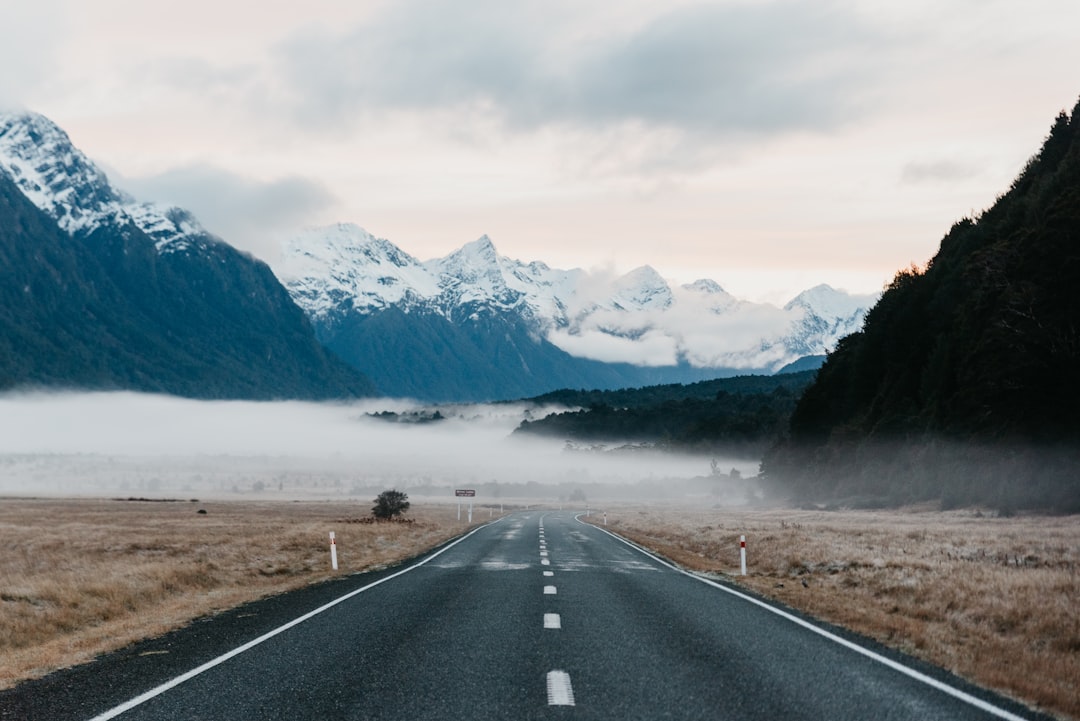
top-left (594, 506), bottom-right (1080, 721)
top-left (0, 498), bottom-right (470, 689)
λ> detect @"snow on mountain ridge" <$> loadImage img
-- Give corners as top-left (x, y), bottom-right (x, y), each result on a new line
top-left (278, 224), bottom-right (879, 372)
top-left (0, 112), bottom-right (128, 234)
top-left (781, 284), bottom-right (877, 358)
top-left (785, 283), bottom-right (875, 321)
top-left (609, 266), bottom-right (673, 311)
top-left (278, 223), bottom-right (440, 317)
top-left (0, 111), bottom-right (212, 252)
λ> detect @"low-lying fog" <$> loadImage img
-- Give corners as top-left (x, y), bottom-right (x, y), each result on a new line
top-left (0, 392), bottom-right (761, 504)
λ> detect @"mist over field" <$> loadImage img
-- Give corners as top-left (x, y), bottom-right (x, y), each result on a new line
top-left (0, 392), bottom-right (759, 502)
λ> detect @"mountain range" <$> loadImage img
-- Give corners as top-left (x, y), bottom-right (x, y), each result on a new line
top-left (275, 224), bottom-right (876, 401)
top-left (0, 111), bottom-right (373, 399)
top-left (1, 110), bottom-right (874, 403)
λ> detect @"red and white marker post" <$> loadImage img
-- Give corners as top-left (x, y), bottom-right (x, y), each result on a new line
top-left (739, 534), bottom-right (747, 576)
top-left (329, 531), bottom-right (339, 571)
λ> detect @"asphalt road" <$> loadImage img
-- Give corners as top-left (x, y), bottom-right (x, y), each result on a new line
top-left (1, 512), bottom-right (1048, 721)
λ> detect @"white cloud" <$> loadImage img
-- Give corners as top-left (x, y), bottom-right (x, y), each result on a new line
top-left (901, 159), bottom-right (984, 184)
top-left (271, 0), bottom-right (881, 140)
top-left (119, 164), bottom-right (337, 261)
top-left (547, 328), bottom-right (679, 367)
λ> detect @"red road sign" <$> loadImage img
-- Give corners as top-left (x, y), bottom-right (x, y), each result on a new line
top-left (455, 489), bottom-right (476, 497)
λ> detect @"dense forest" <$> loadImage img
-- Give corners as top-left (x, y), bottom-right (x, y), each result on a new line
top-left (515, 371), bottom-right (816, 454)
top-left (762, 99), bottom-right (1080, 512)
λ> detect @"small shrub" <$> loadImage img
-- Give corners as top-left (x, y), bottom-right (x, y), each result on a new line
top-left (372, 490), bottom-right (410, 519)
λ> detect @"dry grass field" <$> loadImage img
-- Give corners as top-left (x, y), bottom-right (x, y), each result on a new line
top-left (0, 497), bottom-right (471, 689)
top-left (595, 506), bottom-right (1080, 721)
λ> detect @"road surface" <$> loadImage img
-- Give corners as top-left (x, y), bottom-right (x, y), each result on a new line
top-left (0, 512), bottom-right (1046, 720)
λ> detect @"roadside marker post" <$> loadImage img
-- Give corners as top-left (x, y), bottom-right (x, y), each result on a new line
top-left (329, 531), bottom-right (338, 571)
top-left (739, 535), bottom-right (747, 576)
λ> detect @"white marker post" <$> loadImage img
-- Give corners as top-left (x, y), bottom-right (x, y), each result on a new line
top-left (739, 534), bottom-right (747, 576)
top-left (603, 512), bottom-right (607, 526)
top-left (329, 531), bottom-right (339, 571)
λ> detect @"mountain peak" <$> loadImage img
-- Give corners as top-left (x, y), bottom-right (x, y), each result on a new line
top-left (611, 265), bottom-right (673, 310)
top-left (449, 234), bottom-right (499, 263)
top-left (785, 284), bottom-right (876, 319)
top-left (683, 278), bottom-right (728, 295)
top-left (0, 110), bottom-right (212, 252)
top-left (0, 111), bottom-right (128, 234)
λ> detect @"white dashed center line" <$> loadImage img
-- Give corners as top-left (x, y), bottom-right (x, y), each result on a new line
top-left (547, 671), bottom-right (575, 706)
top-left (540, 550), bottom-right (548, 557)
top-left (544, 585), bottom-right (557, 595)
top-left (544, 613), bottom-right (561, 629)
top-left (541, 559), bottom-right (550, 566)
top-left (543, 570), bottom-right (554, 577)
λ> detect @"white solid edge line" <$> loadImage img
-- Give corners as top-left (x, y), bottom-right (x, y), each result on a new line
top-left (86, 519), bottom-right (504, 721)
top-left (547, 670), bottom-right (575, 706)
top-left (574, 515), bottom-right (1031, 721)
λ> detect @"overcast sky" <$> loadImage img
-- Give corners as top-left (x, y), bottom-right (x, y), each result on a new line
top-left (2, 0), bottom-right (1078, 302)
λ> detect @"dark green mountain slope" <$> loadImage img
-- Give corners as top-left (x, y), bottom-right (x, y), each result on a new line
top-left (0, 173), bottom-right (374, 399)
top-left (763, 99), bottom-right (1080, 511)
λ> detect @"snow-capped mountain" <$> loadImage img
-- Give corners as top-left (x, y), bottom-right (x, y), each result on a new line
top-left (0, 112), bottom-right (211, 253)
top-left (279, 224), bottom-right (586, 326)
top-left (281, 223), bottom-right (440, 315)
top-left (783, 284), bottom-right (873, 357)
top-left (275, 224), bottom-right (878, 400)
top-left (0, 111), bottom-right (374, 399)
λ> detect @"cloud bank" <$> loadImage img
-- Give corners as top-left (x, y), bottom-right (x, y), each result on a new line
top-left (272, 0), bottom-right (880, 141)
top-left (0, 392), bottom-right (739, 498)
top-left (546, 279), bottom-right (814, 369)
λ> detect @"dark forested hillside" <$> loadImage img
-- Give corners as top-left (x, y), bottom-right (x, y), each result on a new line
top-left (521, 371), bottom-right (815, 408)
top-left (763, 99), bottom-right (1080, 511)
top-left (515, 371), bottom-right (816, 454)
top-left (0, 173), bottom-right (374, 400)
